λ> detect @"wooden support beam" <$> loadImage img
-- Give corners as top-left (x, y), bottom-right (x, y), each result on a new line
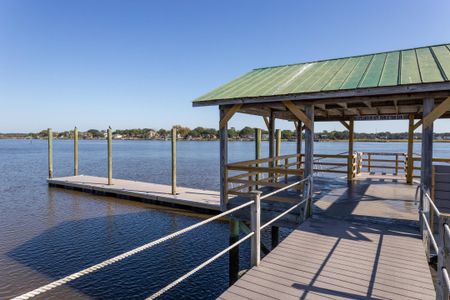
top-left (255, 128), bottom-right (261, 189)
top-left (263, 116), bottom-right (270, 129)
top-left (220, 107), bottom-right (228, 209)
top-left (406, 114), bottom-right (415, 184)
top-left (283, 100), bottom-right (312, 130)
top-left (423, 97), bottom-right (450, 128)
top-left (304, 104), bottom-right (314, 217)
top-left (413, 119), bottom-right (423, 130)
top-left (268, 111), bottom-right (275, 182)
top-left (340, 120), bottom-right (350, 130)
top-left (48, 128), bottom-right (53, 178)
top-left (74, 127), bottom-right (78, 176)
top-left (347, 118), bottom-right (354, 181)
top-left (219, 104), bottom-right (242, 129)
top-left (171, 127), bottom-right (177, 195)
top-left (296, 121), bottom-right (302, 167)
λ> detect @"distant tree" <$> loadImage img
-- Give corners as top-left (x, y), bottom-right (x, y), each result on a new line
top-left (239, 126), bottom-right (254, 138)
top-left (87, 129), bottom-right (104, 138)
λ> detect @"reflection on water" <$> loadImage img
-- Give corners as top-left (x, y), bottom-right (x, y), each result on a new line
top-left (0, 139), bottom-right (446, 299)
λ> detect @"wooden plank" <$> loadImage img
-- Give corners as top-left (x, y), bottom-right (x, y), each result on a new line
top-left (283, 100), bottom-right (312, 130)
top-left (219, 104), bottom-right (242, 129)
top-left (359, 53), bottom-right (387, 88)
top-left (423, 97), bottom-right (450, 128)
top-left (401, 50), bottom-right (422, 84)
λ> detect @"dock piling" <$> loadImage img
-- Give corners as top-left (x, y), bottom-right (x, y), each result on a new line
top-left (74, 127), bottom-right (78, 176)
top-left (229, 219), bottom-right (240, 285)
top-left (48, 128), bottom-right (53, 178)
top-left (171, 127), bottom-right (177, 195)
top-left (107, 127), bottom-right (112, 185)
top-left (255, 128), bottom-right (261, 189)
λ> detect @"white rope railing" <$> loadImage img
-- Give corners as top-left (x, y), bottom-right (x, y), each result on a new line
top-left (11, 200), bottom-right (254, 300)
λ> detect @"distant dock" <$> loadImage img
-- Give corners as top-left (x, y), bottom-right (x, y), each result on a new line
top-left (48, 175), bottom-right (221, 212)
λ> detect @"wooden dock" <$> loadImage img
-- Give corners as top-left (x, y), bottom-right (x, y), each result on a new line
top-left (48, 175), bottom-right (221, 211)
top-left (220, 174), bottom-right (436, 299)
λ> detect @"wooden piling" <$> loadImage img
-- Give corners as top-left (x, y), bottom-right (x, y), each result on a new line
top-left (406, 114), bottom-right (414, 184)
top-left (107, 127), bottom-right (112, 185)
top-left (219, 106), bottom-right (229, 210)
top-left (74, 127), bottom-right (78, 176)
top-left (229, 219), bottom-right (240, 285)
top-left (304, 105), bottom-right (314, 217)
top-left (296, 121), bottom-right (302, 169)
top-left (255, 128), bottom-right (261, 188)
top-left (271, 227), bottom-right (279, 249)
top-left (171, 128), bottom-right (177, 195)
top-left (347, 117), bottom-right (354, 181)
top-left (48, 128), bottom-right (53, 178)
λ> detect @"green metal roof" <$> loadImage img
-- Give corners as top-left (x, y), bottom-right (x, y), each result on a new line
top-left (194, 43), bottom-right (450, 105)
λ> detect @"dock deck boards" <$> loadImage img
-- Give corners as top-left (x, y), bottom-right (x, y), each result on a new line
top-left (48, 175), bottom-right (221, 211)
top-left (220, 174), bottom-right (435, 299)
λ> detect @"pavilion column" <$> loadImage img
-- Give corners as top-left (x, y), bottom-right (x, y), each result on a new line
top-left (304, 105), bottom-right (314, 218)
top-left (219, 106), bottom-right (228, 210)
top-left (347, 117), bottom-right (354, 181)
top-left (268, 110), bottom-right (279, 248)
top-left (296, 121), bottom-right (303, 169)
top-left (406, 114), bottom-right (415, 184)
top-left (421, 98), bottom-right (434, 262)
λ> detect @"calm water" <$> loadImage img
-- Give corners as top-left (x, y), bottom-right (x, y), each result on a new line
top-left (0, 139), bottom-right (448, 299)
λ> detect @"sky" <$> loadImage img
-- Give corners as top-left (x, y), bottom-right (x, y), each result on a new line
top-left (1, 0), bottom-right (450, 133)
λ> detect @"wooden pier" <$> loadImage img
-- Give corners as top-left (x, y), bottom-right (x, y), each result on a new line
top-left (48, 175), bottom-right (220, 211)
top-left (220, 174), bottom-right (436, 299)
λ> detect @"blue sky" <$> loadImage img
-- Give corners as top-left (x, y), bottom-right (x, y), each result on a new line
top-left (1, 0), bottom-right (450, 133)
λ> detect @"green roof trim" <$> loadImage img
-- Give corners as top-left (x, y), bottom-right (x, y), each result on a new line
top-left (194, 43), bottom-right (450, 104)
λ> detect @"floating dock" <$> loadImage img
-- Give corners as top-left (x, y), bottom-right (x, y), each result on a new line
top-left (220, 174), bottom-right (436, 299)
top-left (48, 175), bottom-right (221, 211)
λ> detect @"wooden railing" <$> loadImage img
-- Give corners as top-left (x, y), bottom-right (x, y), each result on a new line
top-left (226, 153), bottom-right (356, 202)
top-left (409, 156), bottom-right (450, 178)
top-left (360, 152), bottom-right (406, 175)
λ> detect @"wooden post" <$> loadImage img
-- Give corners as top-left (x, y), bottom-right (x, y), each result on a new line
top-left (250, 191), bottom-right (261, 267)
top-left (395, 154), bottom-right (399, 175)
top-left (107, 126), bottom-right (112, 185)
top-left (421, 98), bottom-right (434, 199)
top-left (296, 121), bottom-right (302, 169)
top-left (48, 128), bottom-right (53, 178)
top-left (437, 215), bottom-right (450, 299)
top-left (74, 127), bottom-right (78, 176)
top-left (347, 117), bottom-right (354, 181)
top-left (255, 128), bottom-right (261, 189)
top-left (268, 110), bottom-right (275, 182)
top-left (406, 114), bottom-right (415, 184)
top-left (220, 106), bottom-right (229, 210)
top-left (229, 219), bottom-right (240, 285)
top-left (275, 128), bottom-right (281, 182)
top-left (171, 127), bottom-right (177, 195)
top-left (368, 154), bottom-right (371, 172)
top-left (304, 105), bottom-right (314, 217)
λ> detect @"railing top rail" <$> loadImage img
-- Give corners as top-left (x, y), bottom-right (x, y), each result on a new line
top-left (260, 176), bottom-right (311, 201)
top-left (227, 153), bottom-right (300, 167)
top-left (362, 152), bottom-right (406, 156)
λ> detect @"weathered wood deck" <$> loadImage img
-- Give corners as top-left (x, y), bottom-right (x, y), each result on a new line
top-left (220, 174), bottom-right (436, 299)
top-left (48, 175), bottom-right (221, 211)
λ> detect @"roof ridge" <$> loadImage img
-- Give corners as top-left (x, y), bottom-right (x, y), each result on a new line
top-left (253, 42), bottom-right (450, 71)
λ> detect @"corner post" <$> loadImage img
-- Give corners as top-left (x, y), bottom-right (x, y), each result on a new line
top-left (304, 105), bottom-right (314, 217)
top-left (406, 114), bottom-right (415, 184)
top-left (171, 127), bottom-right (177, 195)
top-left (74, 127), bottom-right (78, 176)
top-left (296, 121), bottom-right (302, 169)
top-left (255, 128), bottom-right (261, 189)
top-left (220, 106), bottom-right (229, 210)
top-left (48, 128), bottom-right (53, 178)
top-left (275, 128), bottom-right (281, 182)
top-left (347, 117), bottom-right (354, 181)
top-left (268, 110), bottom-right (275, 182)
top-left (107, 126), bottom-right (112, 185)
top-left (250, 191), bottom-right (261, 267)
top-left (229, 219), bottom-right (240, 285)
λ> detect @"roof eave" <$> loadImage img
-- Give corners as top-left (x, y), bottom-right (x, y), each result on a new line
top-left (192, 82), bottom-right (450, 107)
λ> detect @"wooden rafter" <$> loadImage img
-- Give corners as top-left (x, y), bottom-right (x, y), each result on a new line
top-left (219, 104), bottom-right (242, 129)
top-left (283, 101), bottom-right (312, 130)
top-left (263, 116), bottom-right (270, 129)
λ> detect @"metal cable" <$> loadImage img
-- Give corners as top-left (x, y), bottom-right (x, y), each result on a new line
top-left (11, 200), bottom-right (254, 300)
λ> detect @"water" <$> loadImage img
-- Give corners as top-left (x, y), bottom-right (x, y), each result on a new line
top-left (0, 139), bottom-right (448, 299)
